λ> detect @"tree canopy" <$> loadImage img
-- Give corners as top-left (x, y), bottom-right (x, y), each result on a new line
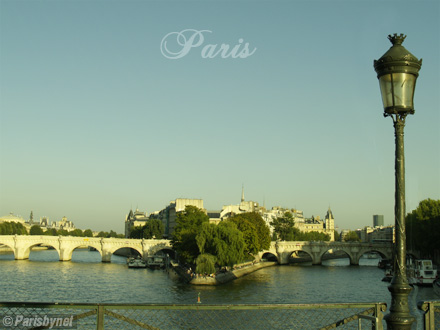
top-left (171, 205), bottom-right (209, 264)
top-left (130, 219), bottom-right (164, 239)
top-left (406, 198), bottom-right (440, 258)
top-left (196, 221), bottom-right (245, 267)
top-left (270, 212), bottom-right (298, 241)
top-left (228, 212), bottom-right (271, 255)
top-left (343, 231), bottom-right (360, 242)
top-left (0, 222), bottom-right (27, 235)
top-left (29, 225), bottom-right (44, 235)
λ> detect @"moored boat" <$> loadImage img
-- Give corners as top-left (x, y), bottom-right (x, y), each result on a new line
top-left (407, 259), bottom-right (437, 286)
top-left (147, 253), bottom-right (169, 269)
top-left (127, 256), bottom-right (147, 268)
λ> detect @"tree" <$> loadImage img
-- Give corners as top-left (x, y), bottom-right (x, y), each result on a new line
top-left (195, 253), bottom-right (216, 274)
top-left (334, 230), bottom-right (340, 241)
top-left (0, 222), bottom-right (28, 235)
top-left (143, 219), bottom-right (164, 239)
top-left (343, 231), bottom-right (360, 242)
top-left (270, 212), bottom-right (298, 241)
top-left (172, 205), bottom-right (209, 264)
top-left (83, 229), bottom-right (94, 237)
top-left (196, 221), bottom-right (245, 267)
top-left (70, 229), bottom-right (84, 237)
top-left (129, 226), bottom-right (144, 239)
top-left (29, 225), bottom-right (44, 235)
top-left (228, 212), bottom-right (271, 255)
top-left (107, 230), bottom-right (118, 238)
top-left (44, 228), bottom-right (58, 236)
top-left (57, 229), bottom-right (69, 236)
top-left (406, 198), bottom-right (440, 258)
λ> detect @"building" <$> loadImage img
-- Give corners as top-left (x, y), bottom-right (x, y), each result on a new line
top-left (295, 207), bottom-right (335, 241)
top-left (356, 225), bottom-right (394, 243)
top-left (260, 206), bottom-right (335, 241)
top-left (125, 208), bottom-right (149, 238)
top-left (151, 198), bottom-right (205, 238)
top-left (0, 213), bottom-right (26, 224)
top-left (373, 215), bottom-right (384, 227)
top-left (39, 216), bottom-right (75, 232)
top-left (219, 186), bottom-right (262, 220)
top-left (40, 217), bottom-right (50, 227)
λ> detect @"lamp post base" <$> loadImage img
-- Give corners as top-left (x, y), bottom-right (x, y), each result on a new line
top-left (384, 281), bottom-right (415, 330)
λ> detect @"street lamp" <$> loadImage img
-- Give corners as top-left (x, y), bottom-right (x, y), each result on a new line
top-left (374, 34), bottom-right (422, 329)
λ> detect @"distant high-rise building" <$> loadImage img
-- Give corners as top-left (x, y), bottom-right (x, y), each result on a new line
top-left (373, 215), bottom-right (384, 227)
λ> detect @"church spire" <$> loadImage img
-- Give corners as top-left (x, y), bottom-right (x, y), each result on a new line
top-left (241, 184), bottom-right (245, 202)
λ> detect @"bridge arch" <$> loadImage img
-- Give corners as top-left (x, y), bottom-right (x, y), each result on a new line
top-left (62, 244), bottom-right (103, 262)
top-left (320, 248), bottom-right (353, 266)
top-left (261, 251), bottom-right (278, 262)
top-left (266, 241), bottom-right (393, 266)
top-left (18, 241), bottom-right (61, 261)
top-left (102, 245), bottom-right (143, 263)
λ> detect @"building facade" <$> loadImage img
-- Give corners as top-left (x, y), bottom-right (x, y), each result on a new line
top-left (373, 214), bottom-right (384, 227)
top-left (125, 208), bottom-right (149, 238)
top-left (151, 198), bottom-right (205, 238)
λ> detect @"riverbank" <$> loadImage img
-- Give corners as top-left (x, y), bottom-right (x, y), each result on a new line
top-left (175, 261), bottom-right (278, 286)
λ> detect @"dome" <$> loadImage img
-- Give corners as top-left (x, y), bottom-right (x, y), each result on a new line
top-left (0, 212), bottom-right (26, 224)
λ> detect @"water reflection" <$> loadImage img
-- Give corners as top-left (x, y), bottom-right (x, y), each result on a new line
top-left (0, 250), bottom-right (437, 308)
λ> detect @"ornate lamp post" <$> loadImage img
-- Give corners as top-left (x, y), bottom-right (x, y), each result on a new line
top-left (374, 34), bottom-right (422, 329)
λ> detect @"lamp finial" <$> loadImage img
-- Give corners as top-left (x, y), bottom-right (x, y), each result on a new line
top-left (388, 33), bottom-right (406, 46)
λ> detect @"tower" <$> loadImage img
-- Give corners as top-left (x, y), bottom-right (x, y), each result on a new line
top-left (325, 207), bottom-right (334, 231)
top-left (241, 184), bottom-right (245, 203)
top-left (373, 215), bottom-right (384, 227)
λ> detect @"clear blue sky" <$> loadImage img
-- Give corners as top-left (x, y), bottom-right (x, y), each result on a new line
top-left (1, 0), bottom-right (439, 233)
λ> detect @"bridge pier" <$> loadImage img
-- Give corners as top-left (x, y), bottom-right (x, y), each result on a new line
top-left (59, 249), bottom-right (72, 262)
top-left (102, 251), bottom-right (112, 263)
top-left (14, 247), bottom-right (30, 260)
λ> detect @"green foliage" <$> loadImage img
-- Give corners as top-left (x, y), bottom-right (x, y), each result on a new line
top-left (83, 229), bottom-right (94, 237)
top-left (96, 231), bottom-right (107, 238)
top-left (195, 253), bottom-right (216, 274)
top-left (143, 219), bottom-right (165, 239)
top-left (44, 228), bottom-right (58, 236)
top-left (172, 205), bottom-right (209, 264)
top-left (270, 212), bottom-right (299, 241)
top-left (334, 230), bottom-right (340, 241)
top-left (129, 219), bottom-right (165, 239)
top-left (196, 221), bottom-right (245, 267)
top-left (29, 225), bottom-right (44, 235)
top-left (228, 212), bottom-right (271, 255)
top-left (57, 229), bottom-right (69, 236)
top-left (343, 231), bottom-right (360, 242)
top-left (0, 222), bottom-right (28, 235)
top-left (129, 226), bottom-right (144, 239)
top-left (70, 229), bottom-right (84, 237)
top-left (406, 199), bottom-right (440, 258)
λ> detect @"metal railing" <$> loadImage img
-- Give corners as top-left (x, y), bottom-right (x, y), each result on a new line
top-left (0, 302), bottom-right (386, 330)
top-left (418, 300), bottom-right (440, 330)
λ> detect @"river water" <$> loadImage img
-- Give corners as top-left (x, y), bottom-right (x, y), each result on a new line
top-left (0, 249), bottom-right (438, 328)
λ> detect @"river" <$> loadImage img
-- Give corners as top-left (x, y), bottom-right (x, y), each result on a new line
top-left (0, 249), bottom-right (438, 328)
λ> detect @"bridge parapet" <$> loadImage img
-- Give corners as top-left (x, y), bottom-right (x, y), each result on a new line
top-left (0, 235), bottom-right (173, 263)
top-left (261, 241), bottom-right (392, 266)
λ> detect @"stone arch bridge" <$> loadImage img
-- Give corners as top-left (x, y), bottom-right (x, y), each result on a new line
top-left (0, 235), bottom-right (172, 263)
top-left (259, 241), bottom-right (393, 266)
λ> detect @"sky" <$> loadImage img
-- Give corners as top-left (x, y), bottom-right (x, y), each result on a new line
top-left (0, 0), bottom-right (439, 233)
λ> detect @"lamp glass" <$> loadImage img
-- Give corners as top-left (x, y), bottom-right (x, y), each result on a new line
top-left (379, 73), bottom-right (416, 110)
